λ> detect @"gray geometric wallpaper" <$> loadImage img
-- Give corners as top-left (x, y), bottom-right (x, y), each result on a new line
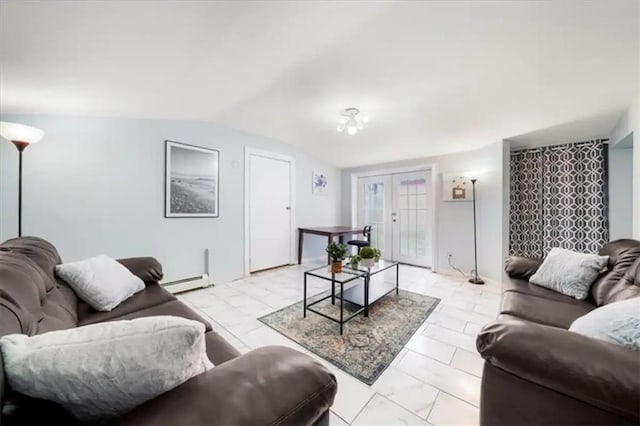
top-left (510, 140), bottom-right (608, 258)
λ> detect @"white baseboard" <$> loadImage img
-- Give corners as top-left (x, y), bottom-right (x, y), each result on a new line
top-left (161, 274), bottom-right (211, 294)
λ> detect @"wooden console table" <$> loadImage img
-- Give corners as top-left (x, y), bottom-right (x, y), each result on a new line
top-left (298, 226), bottom-right (364, 264)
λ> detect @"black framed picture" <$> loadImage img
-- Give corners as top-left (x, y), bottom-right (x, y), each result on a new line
top-left (165, 140), bottom-right (219, 218)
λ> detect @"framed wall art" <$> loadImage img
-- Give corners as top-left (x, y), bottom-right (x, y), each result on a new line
top-left (165, 140), bottom-right (219, 217)
top-left (442, 172), bottom-right (473, 201)
top-left (312, 171), bottom-right (328, 195)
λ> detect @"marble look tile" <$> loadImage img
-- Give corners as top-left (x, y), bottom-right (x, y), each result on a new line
top-left (352, 394), bottom-right (429, 425)
top-left (473, 302), bottom-right (499, 317)
top-left (463, 322), bottom-right (482, 336)
top-left (390, 348), bottom-right (409, 368)
top-left (422, 324), bottom-right (478, 352)
top-left (437, 305), bottom-right (495, 326)
top-left (329, 411), bottom-right (350, 426)
top-left (373, 368), bottom-right (440, 419)
top-left (224, 318), bottom-right (265, 336)
top-left (424, 312), bottom-right (468, 332)
top-left (427, 392), bottom-right (479, 426)
top-left (397, 351), bottom-right (481, 407)
top-left (406, 334), bottom-right (457, 364)
top-left (238, 325), bottom-right (303, 351)
top-left (323, 365), bottom-right (375, 423)
top-left (450, 349), bottom-right (484, 377)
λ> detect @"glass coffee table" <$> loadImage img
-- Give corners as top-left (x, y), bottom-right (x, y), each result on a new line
top-left (303, 260), bottom-right (400, 334)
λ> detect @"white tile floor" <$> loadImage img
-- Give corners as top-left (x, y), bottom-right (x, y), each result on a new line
top-left (177, 263), bottom-right (502, 426)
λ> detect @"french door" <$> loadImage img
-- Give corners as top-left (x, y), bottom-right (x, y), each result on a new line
top-left (357, 170), bottom-right (432, 267)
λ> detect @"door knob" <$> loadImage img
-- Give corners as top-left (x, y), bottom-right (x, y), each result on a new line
top-left (285, 206), bottom-right (291, 210)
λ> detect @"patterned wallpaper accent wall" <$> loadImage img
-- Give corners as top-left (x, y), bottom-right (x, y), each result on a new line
top-left (510, 140), bottom-right (608, 257)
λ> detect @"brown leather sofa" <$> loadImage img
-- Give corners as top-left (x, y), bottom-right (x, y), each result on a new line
top-left (0, 237), bottom-right (337, 425)
top-left (476, 239), bottom-right (640, 426)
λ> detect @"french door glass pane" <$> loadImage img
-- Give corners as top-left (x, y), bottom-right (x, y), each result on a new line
top-left (398, 178), bottom-right (428, 257)
top-left (363, 182), bottom-right (385, 250)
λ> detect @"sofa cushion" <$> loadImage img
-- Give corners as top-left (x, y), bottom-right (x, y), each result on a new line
top-left (503, 278), bottom-right (584, 303)
top-left (0, 239), bottom-right (78, 337)
top-left (92, 299), bottom-right (213, 332)
top-left (205, 331), bottom-right (241, 365)
top-left (504, 256), bottom-right (543, 280)
top-left (500, 291), bottom-right (595, 329)
top-left (0, 237), bottom-right (62, 277)
top-left (590, 239), bottom-right (640, 305)
top-left (77, 282), bottom-right (175, 326)
top-left (603, 257), bottom-right (640, 305)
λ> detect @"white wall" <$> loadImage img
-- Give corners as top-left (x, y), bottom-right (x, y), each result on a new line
top-left (341, 141), bottom-right (507, 281)
top-left (0, 115), bottom-right (341, 284)
top-left (608, 140), bottom-right (634, 240)
top-left (634, 95), bottom-right (640, 239)
top-left (608, 94), bottom-right (639, 239)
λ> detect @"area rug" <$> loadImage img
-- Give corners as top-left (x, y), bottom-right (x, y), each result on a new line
top-left (258, 289), bottom-right (440, 385)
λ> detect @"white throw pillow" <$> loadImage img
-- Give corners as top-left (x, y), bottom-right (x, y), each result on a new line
top-left (529, 247), bottom-right (608, 300)
top-left (569, 297), bottom-right (640, 351)
top-left (55, 255), bottom-right (145, 311)
top-left (0, 316), bottom-right (214, 421)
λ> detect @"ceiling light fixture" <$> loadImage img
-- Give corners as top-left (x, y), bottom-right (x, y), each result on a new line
top-left (337, 108), bottom-right (368, 135)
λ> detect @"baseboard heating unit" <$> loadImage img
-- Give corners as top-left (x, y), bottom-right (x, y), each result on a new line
top-left (161, 274), bottom-right (211, 294)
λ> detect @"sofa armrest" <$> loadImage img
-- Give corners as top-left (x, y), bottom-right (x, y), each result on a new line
top-left (504, 256), bottom-right (543, 280)
top-left (116, 346), bottom-right (337, 426)
top-left (477, 320), bottom-right (640, 420)
top-left (117, 257), bottom-right (163, 283)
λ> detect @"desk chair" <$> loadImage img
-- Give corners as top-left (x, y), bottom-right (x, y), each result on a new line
top-left (347, 225), bottom-right (372, 254)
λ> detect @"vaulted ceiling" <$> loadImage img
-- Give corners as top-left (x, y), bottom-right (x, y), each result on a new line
top-left (1, 0), bottom-right (638, 167)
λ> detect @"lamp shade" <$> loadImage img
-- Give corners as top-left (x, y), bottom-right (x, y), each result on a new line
top-left (0, 121), bottom-right (45, 144)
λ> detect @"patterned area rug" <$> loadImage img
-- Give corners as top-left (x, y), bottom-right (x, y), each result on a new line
top-left (258, 289), bottom-right (440, 385)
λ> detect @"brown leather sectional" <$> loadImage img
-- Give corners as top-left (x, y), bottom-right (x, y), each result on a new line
top-left (477, 239), bottom-right (640, 426)
top-left (0, 237), bottom-right (337, 425)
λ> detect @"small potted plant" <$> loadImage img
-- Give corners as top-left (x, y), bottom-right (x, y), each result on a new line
top-left (359, 247), bottom-right (375, 268)
top-left (326, 242), bottom-right (348, 273)
top-left (349, 254), bottom-right (361, 268)
top-left (373, 248), bottom-right (382, 263)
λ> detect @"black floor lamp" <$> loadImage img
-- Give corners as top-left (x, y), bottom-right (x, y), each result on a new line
top-left (0, 122), bottom-right (45, 237)
top-left (469, 178), bottom-right (484, 285)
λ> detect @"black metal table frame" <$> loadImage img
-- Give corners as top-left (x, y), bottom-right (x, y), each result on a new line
top-left (303, 269), bottom-right (365, 335)
top-left (303, 262), bottom-right (400, 334)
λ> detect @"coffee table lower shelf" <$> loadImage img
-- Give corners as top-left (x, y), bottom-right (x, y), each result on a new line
top-left (337, 280), bottom-right (397, 306)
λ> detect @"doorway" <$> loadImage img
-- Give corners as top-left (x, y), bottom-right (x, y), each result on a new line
top-left (355, 168), bottom-right (434, 268)
top-left (245, 148), bottom-right (295, 274)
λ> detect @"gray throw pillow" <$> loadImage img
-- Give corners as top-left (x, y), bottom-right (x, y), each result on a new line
top-left (529, 247), bottom-right (608, 300)
top-left (569, 297), bottom-right (640, 351)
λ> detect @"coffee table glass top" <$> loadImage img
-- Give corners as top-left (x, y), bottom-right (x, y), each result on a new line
top-left (305, 264), bottom-right (365, 283)
top-left (344, 259), bottom-right (399, 274)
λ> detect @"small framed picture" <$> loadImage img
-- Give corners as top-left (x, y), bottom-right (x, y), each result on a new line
top-left (442, 173), bottom-right (473, 201)
top-left (165, 140), bottom-right (219, 217)
top-left (312, 171), bottom-right (328, 194)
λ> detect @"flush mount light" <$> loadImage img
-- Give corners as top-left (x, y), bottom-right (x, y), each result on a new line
top-left (337, 108), bottom-right (368, 135)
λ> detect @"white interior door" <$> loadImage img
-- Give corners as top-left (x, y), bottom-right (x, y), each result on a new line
top-left (356, 170), bottom-right (432, 267)
top-left (249, 154), bottom-right (291, 272)
top-left (357, 175), bottom-right (392, 257)
top-left (391, 171), bottom-right (432, 267)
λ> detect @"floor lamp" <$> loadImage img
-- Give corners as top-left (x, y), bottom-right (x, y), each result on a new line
top-left (469, 178), bottom-right (484, 285)
top-left (0, 122), bottom-right (45, 237)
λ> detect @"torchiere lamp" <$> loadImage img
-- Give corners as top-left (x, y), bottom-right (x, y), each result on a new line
top-left (0, 121), bottom-right (45, 237)
top-left (469, 178), bottom-right (484, 285)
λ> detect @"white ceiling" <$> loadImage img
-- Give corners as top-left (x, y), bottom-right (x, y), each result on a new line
top-left (1, 0), bottom-right (638, 167)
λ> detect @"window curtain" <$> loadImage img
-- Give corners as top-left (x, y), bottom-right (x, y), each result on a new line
top-left (509, 140), bottom-right (608, 258)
